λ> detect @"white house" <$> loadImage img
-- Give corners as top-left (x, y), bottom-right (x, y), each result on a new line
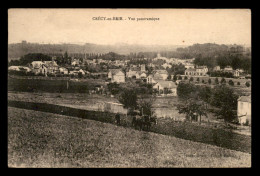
top-left (213, 66), bottom-right (221, 71)
top-left (8, 66), bottom-right (20, 71)
top-left (29, 61), bottom-right (48, 75)
top-left (153, 80), bottom-right (177, 96)
top-left (224, 66), bottom-right (233, 71)
top-left (185, 66), bottom-right (208, 76)
top-left (108, 69), bottom-right (125, 83)
top-left (162, 63), bottom-right (172, 69)
top-left (146, 74), bottom-right (157, 84)
top-left (153, 70), bottom-right (168, 80)
top-left (184, 64), bottom-right (195, 69)
top-left (59, 67), bottom-right (69, 74)
top-left (71, 59), bottom-right (80, 66)
top-left (43, 61), bottom-right (59, 74)
top-left (237, 96), bottom-right (251, 125)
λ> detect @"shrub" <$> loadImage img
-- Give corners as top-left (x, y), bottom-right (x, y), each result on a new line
top-left (245, 82), bottom-right (250, 87)
top-left (215, 78), bottom-right (219, 84)
top-left (220, 77), bottom-right (226, 84)
top-left (228, 80), bottom-right (234, 86)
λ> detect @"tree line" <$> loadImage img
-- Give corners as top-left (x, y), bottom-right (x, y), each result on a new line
top-left (177, 82), bottom-right (239, 123)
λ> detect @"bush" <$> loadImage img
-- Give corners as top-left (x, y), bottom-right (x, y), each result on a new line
top-left (245, 82), bottom-right (250, 87)
top-left (215, 78), bottom-right (219, 84)
top-left (228, 80), bottom-right (234, 86)
top-left (220, 77), bottom-right (226, 84)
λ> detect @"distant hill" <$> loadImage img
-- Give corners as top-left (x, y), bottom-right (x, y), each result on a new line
top-left (8, 42), bottom-right (185, 60)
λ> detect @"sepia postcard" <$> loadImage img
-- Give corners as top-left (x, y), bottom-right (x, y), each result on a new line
top-left (8, 8), bottom-right (251, 168)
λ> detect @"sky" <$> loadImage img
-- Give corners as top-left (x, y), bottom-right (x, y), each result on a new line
top-left (8, 9), bottom-right (251, 46)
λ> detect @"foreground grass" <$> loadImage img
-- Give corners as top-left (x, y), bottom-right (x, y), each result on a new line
top-left (8, 107), bottom-right (251, 168)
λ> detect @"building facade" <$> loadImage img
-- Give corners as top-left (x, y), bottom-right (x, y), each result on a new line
top-left (237, 96), bottom-right (251, 125)
top-left (108, 69), bottom-right (125, 83)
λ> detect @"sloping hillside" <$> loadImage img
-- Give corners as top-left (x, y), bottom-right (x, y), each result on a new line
top-left (8, 42), bottom-right (183, 59)
top-left (8, 107), bottom-right (250, 168)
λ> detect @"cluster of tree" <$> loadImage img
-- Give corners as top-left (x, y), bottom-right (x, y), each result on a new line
top-left (118, 87), bottom-right (156, 117)
top-left (167, 64), bottom-right (186, 76)
top-left (177, 99), bottom-right (207, 123)
top-left (128, 52), bottom-right (157, 59)
top-left (207, 71), bottom-right (234, 78)
top-left (8, 53), bottom-right (52, 66)
top-left (98, 52), bottom-right (126, 61)
top-left (128, 58), bottom-right (149, 65)
top-left (177, 82), bottom-right (239, 123)
top-left (192, 44), bottom-right (251, 73)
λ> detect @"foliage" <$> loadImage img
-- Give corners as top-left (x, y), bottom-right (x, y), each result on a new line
top-left (9, 53), bottom-right (52, 66)
top-left (228, 80), bottom-right (234, 86)
top-left (245, 82), bottom-right (250, 87)
top-left (215, 78), bottom-right (219, 84)
top-left (107, 82), bottom-right (121, 95)
top-left (208, 71), bottom-right (234, 78)
top-left (138, 96), bottom-right (156, 116)
top-left (177, 82), bottom-right (197, 99)
top-left (220, 77), bottom-right (226, 84)
top-left (177, 99), bottom-right (207, 122)
top-left (173, 74), bottom-right (177, 82)
top-left (118, 88), bottom-right (138, 109)
top-left (210, 85), bottom-right (239, 122)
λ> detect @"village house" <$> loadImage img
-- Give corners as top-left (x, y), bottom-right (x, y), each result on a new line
top-left (153, 70), bottom-right (169, 80)
top-left (153, 80), bottom-right (177, 96)
top-left (8, 66), bottom-right (21, 71)
top-left (59, 67), bottom-right (69, 74)
top-left (185, 66), bottom-right (208, 76)
top-left (162, 63), bottom-right (172, 69)
top-left (71, 59), bottom-right (80, 66)
top-left (108, 69), bottom-right (125, 83)
top-left (29, 61), bottom-right (48, 75)
top-left (213, 66), bottom-right (221, 71)
top-left (184, 63), bottom-right (195, 69)
top-left (69, 68), bottom-right (85, 76)
top-left (237, 96), bottom-right (251, 125)
top-left (221, 66), bottom-right (240, 77)
top-left (43, 60), bottom-right (59, 74)
top-left (224, 66), bottom-right (233, 71)
top-left (126, 65), bottom-right (147, 79)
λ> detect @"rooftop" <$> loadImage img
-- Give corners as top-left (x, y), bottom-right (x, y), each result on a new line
top-left (155, 80), bottom-right (177, 88)
top-left (238, 96), bottom-right (251, 103)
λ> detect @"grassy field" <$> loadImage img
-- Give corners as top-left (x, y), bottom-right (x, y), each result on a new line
top-left (8, 76), bottom-right (107, 93)
top-left (8, 107), bottom-right (251, 168)
top-left (8, 93), bottom-right (251, 153)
